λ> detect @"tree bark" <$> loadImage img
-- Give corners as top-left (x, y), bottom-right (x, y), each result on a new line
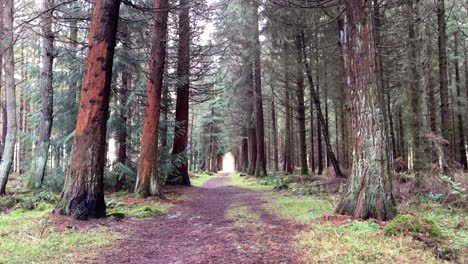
top-left (0, 0), bottom-right (16, 195)
top-left (407, 0), bottom-right (429, 175)
top-left (252, 4), bottom-right (266, 178)
top-left (0, 0), bottom-right (3, 159)
top-left (115, 71), bottom-right (130, 191)
top-left (437, 0), bottom-right (453, 163)
top-left (271, 89), bottom-right (279, 171)
top-left (294, 34), bottom-right (308, 175)
top-left (453, 31), bottom-right (467, 169)
top-left (33, 0), bottom-right (55, 188)
top-left (283, 48), bottom-right (293, 174)
top-left (171, 0), bottom-right (191, 185)
top-left (335, 1), bottom-right (396, 220)
top-left (55, 0), bottom-right (121, 218)
top-left (135, 0), bottom-right (169, 197)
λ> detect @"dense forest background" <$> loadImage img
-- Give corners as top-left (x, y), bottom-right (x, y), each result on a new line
top-left (0, 0), bottom-right (466, 219)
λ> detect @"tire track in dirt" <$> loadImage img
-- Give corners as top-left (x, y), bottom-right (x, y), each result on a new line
top-left (98, 173), bottom-right (305, 264)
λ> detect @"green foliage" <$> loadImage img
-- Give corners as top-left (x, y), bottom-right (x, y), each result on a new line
top-left (384, 214), bottom-right (442, 238)
top-left (229, 172), bottom-right (273, 190)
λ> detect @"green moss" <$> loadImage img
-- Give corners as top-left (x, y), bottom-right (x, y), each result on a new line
top-left (265, 194), bottom-right (336, 222)
top-left (107, 202), bottom-right (171, 220)
top-left (385, 214), bottom-right (442, 238)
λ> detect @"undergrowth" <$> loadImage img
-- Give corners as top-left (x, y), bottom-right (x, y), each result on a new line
top-left (0, 204), bottom-right (121, 263)
top-left (235, 173), bottom-right (467, 263)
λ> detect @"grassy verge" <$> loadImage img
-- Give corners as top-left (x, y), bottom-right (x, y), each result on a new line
top-left (0, 203), bottom-right (120, 263)
top-left (0, 190), bottom-right (175, 263)
top-left (190, 172), bottom-right (217, 187)
top-left (228, 173), bottom-right (467, 263)
top-left (228, 172), bottom-right (274, 191)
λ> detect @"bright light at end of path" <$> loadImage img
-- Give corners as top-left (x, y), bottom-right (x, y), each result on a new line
top-left (222, 152), bottom-right (235, 173)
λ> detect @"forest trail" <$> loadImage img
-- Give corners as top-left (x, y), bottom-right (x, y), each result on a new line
top-left (98, 173), bottom-right (305, 264)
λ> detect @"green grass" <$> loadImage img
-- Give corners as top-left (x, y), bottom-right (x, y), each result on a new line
top-left (228, 172), bottom-right (274, 191)
top-left (0, 205), bottom-right (121, 264)
top-left (190, 172), bottom-right (216, 187)
top-left (229, 173), bottom-right (467, 263)
top-left (264, 194), bottom-right (336, 222)
top-left (0, 190), bottom-right (176, 263)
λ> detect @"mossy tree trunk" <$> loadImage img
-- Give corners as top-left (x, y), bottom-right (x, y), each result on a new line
top-left (55, 0), bottom-right (121, 218)
top-left (335, 0), bottom-right (396, 221)
top-left (135, 0), bottom-right (169, 197)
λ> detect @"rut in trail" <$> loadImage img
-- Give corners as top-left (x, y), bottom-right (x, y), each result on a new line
top-left (99, 173), bottom-right (305, 264)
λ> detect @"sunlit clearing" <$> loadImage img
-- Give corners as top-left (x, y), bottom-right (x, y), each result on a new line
top-left (222, 152), bottom-right (235, 173)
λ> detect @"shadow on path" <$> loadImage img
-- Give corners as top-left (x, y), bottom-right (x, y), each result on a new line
top-left (99, 173), bottom-right (305, 264)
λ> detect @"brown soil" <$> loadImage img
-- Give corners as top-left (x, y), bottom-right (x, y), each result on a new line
top-left (96, 173), bottom-right (306, 264)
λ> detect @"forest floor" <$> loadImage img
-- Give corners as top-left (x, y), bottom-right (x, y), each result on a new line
top-left (1, 172), bottom-right (466, 263)
top-left (98, 173), bottom-right (306, 264)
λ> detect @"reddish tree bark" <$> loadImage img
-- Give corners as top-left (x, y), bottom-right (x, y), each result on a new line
top-left (135, 0), bottom-right (169, 197)
top-left (55, 0), bottom-right (121, 218)
top-left (335, 1), bottom-right (396, 220)
top-left (170, 0), bottom-right (191, 185)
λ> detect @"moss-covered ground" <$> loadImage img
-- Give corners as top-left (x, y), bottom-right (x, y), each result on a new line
top-left (229, 172), bottom-right (467, 263)
top-left (0, 190), bottom-right (175, 263)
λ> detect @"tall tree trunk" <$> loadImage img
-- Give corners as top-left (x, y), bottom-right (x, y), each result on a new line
top-left (301, 33), bottom-right (344, 178)
top-left (171, 0), bottom-right (191, 185)
top-left (0, 0), bottom-right (16, 195)
top-left (283, 50), bottom-right (293, 174)
top-left (294, 34), bottom-right (308, 175)
top-left (425, 23), bottom-right (437, 134)
top-left (241, 129), bottom-right (249, 172)
top-left (33, 0), bottom-right (55, 188)
top-left (309, 91), bottom-right (315, 172)
top-left (66, 20), bottom-right (78, 157)
top-left (271, 89), bottom-right (278, 171)
top-left (115, 71), bottom-right (130, 191)
top-left (0, 0), bottom-right (3, 158)
top-left (316, 73), bottom-right (323, 174)
top-left (454, 31), bottom-right (467, 169)
top-left (55, 0), bottom-right (121, 218)
top-left (407, 0), bottom-right (429, 177)
top-left (252, 4), bottom-right (266, 178)
top-left (437, 0), bottom-right (453, 164)
top-left (335, 1), bottom-right (396, 220)
top-left (135, 0), bottom-right (169, 197)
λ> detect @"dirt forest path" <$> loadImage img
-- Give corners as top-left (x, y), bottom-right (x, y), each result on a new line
top-left (99, 173), bottom-right (306, 264)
